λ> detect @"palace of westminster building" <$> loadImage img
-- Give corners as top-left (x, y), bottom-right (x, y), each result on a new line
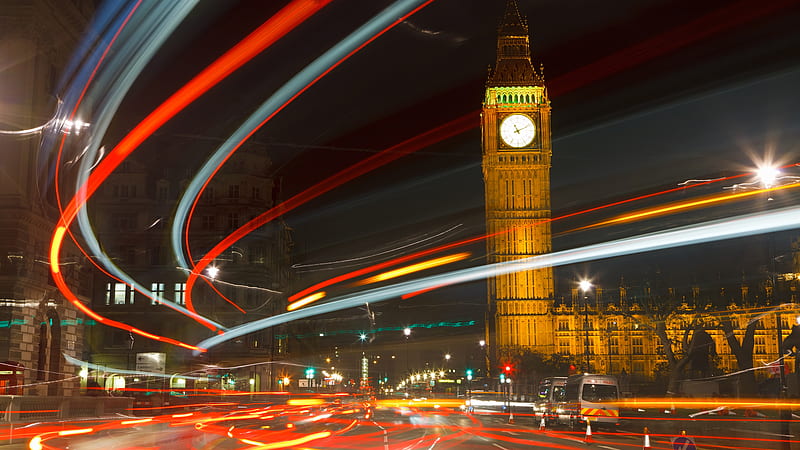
top-left (482, 0), bottom-right (799, 386)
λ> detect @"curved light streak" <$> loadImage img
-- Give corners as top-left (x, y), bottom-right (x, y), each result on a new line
top-left (50, 0), bottom-right (331, 339)
top-left (47, 0), bottom-right (216, 349)
top-left (196, 206), bottom-right (800, 353)
top-left (569, 181), bottom-right (800, 232)
top-left (293, 224), bottom-right (462, 270)
top-left (179, 0), bottom-right (794, 316)
top-left (287, 171), bottom-right (747, 303)
top-left (354, 252), bottom-right (471, 286)
top-left (174, 0), bottom-right (436, 313)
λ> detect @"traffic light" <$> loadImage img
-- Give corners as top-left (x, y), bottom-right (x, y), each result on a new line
top-left (499, 373), bottom-right (505, 383)
top-left (305, 367), bottom-right (315, 378)
top-left (504, 365), bottom-right (512, 373)
top-left (466, 369), bottom-right (473, 381)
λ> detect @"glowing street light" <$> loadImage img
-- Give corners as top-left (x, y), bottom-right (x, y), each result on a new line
top-left (579, 279), bottom-right (593, 373)
top-left (359, 333), bottom-right (367, 342)
top-left (206, 266), bottom-right (219, 280)
top-left (757, 164), bottom-right (780, 189)
top-left (403, 327), bottom-right (411, 375)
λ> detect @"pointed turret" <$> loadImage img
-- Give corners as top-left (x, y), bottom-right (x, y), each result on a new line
top-left (488, 0), bottom-right (544, 87)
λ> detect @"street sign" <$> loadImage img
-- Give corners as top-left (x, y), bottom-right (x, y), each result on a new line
top-left (135, 352), bottom-right (165, 374)
top-left (671, 435), bottom-right (696, 450)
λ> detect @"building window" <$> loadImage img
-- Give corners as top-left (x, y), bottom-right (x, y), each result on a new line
top-left (755, 336), bottom-right (766, 354)
top-left (112, 213), bottom-right (137, 230)
top-left (250, 246), bottom-right (266, 264)
top-left (148, 246), bottom-right (161, 266)
top-left (157, 185), bottom-right (168, 201)
top-left (174, 283), bottom-right (186, 305)
top-left (228, 213), bottom-right (239, 229)
top-left (201, 215), bottom-right (216, 230)
top-left (151, 282), bottom-right (165, 305)
top-left (252, 187), bottom-right (260, 199)
top-left (609, 337), bottom-right (619, 355)
top-left (557, 320), bottom-right (569, 331)
top-left (203, 187), bottom-right (214, 203)
top-left (120, 185), bottom-right (129, 198)
top-left (229, 184), bottom-right (240, 199)
top-left (106, 283), bottom-right (130, 305)
top-left (632, 337), bottom-right (643, 355)
top-left (559, 339), bottom-right (570, 354)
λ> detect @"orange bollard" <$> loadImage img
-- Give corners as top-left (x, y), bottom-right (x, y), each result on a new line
top-left (643, 426), bottom-right (651, 449)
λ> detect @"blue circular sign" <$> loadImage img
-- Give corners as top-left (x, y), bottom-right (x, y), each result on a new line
top-left (671, 436), bottom-right (696, 450)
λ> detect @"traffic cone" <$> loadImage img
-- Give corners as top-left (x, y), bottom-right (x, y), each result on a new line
top-left (508, 410), bottom-right (515, 424)
top-left (584, 420), bottom-right (592, 443)
top-left (643, 426), bottom-right (651, 449)
top-left (539, 415), bottom-right (546, 431)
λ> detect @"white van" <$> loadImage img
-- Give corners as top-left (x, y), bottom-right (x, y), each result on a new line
top-left (533, 377), bottom-right (566, 426)
top-left (556, 374), bottom-right (620, 429)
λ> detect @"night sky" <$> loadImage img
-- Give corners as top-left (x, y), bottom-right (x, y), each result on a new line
top-left (99, 0), bottom-right (800, 348)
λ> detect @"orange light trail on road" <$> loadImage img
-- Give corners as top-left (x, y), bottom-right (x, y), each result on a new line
top-left (49, 0), bottom-right (331, 343)
top-left (240, 431), bottom-right (331, 449)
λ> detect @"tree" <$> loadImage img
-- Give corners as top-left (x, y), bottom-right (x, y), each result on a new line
top-left (719, 316), bottom-right (758, 396)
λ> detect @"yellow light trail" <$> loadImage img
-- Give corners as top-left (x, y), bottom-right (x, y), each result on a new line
top-left (355, 252), bottom-right (471, 286)
top-left (572, 182), bottom-right (800, 232)
top-left (286, 291), bottom-right (326, 311)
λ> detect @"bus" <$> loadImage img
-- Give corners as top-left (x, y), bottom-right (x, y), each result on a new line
top-left (556, 374), bottom-right (620, 430)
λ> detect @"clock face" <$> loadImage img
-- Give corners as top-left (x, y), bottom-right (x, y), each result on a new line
top-left (499, 114), bottom-right (536, 148)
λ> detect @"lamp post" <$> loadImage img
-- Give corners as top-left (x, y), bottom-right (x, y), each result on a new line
top-left (757, 163), bottom-right (790, 450)
top-left (479, 339), bottom-right (488, 377)
top-left (403, 327), bottom-right (411, 376)
top-left (579, 280), bottom-right (592, 373)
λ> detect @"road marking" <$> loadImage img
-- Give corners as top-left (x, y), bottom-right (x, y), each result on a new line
top-left (504, 430), bottom-right (519, 436)
top-left (598, 446), bottom-right (620, 450)
top-left (427, 436), bottom-right (441, 449)
top-left (492, 444), bottom-right (509, 450)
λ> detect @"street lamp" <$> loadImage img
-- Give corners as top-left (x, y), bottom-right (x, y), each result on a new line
top-left (757, 163), bottom-right (791, 450)
top-left (403, 327), bottom-right (411, 376)
top-left (479, 339), bottom-right (488, 377)
top-left (579, 280), bottom-right (592, 373)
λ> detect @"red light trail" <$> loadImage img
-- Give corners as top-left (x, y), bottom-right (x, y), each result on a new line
top-left (49, 0), bottom-right (333, 344)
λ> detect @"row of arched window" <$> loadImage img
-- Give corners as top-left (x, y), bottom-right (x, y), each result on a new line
top-left (496, 92), bottom-right (535, 104)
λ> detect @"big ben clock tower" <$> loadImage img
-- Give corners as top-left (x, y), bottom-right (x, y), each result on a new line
top-left (482, 0), bottom-right (554, 358)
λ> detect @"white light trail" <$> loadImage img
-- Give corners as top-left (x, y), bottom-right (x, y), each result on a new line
top-left (171, 0), bottom-right (432, 272)
top-left (196, 206), bottom-right (800, 353)
top-left (292, 224), bottom-right (462, 270)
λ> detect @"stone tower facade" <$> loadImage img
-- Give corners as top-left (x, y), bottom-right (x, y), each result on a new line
top-left (482, 0), bottom-right (554, 357)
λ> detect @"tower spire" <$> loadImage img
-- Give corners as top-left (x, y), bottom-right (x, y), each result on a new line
top-left (488, 0), bottom-right (544, 87)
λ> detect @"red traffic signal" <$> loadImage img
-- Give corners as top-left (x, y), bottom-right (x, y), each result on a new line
top-left (504, 365), bottom-right (512, 373)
